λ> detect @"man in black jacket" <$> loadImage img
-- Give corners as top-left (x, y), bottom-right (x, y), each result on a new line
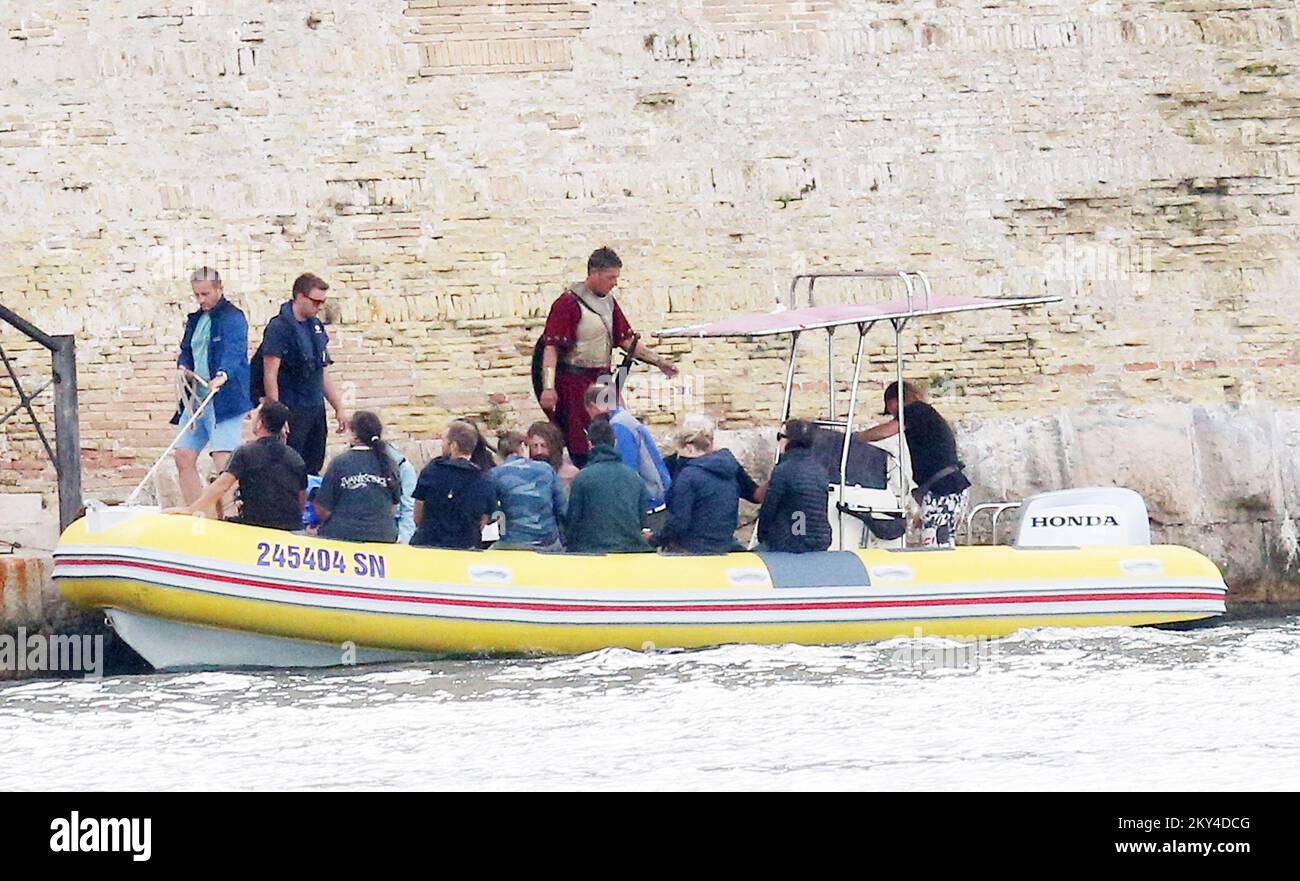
top-left (260, 273), bottom-right (349, 474)
top-left (411, 420), bottom-right (499, 549)
top-left (757, 419), bottom-right (832, 553)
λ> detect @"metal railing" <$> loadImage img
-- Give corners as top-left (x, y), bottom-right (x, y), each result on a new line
top-left (787, 269), bottom-right (934, 312)
top-left (0, 304), bottom-right (82, 531)
top-left (964, 502), bottom-right (1022, 546)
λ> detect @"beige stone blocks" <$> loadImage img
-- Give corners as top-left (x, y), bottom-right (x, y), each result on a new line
top-left (407, 0), bottom-right (592, 74)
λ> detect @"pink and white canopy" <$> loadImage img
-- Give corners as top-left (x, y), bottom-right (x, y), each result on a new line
top-left (656, 294), bottom-right (1061, 339)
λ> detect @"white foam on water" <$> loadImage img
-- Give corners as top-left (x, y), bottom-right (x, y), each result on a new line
top-left (1, 618), bottom-right (1298, 790)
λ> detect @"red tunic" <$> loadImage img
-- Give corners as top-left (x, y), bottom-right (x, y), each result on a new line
top-left (541, 290), bottom-right (634, 459)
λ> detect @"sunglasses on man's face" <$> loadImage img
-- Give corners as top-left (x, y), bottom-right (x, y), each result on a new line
top-left (307, 296), bottom-right (327, 306)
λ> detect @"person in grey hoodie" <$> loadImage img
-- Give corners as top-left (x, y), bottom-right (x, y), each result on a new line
top-left (651, 415), bottom-right (743, 554)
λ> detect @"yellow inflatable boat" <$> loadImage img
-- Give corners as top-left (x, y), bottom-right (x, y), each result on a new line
top-left (53, 507), bottom-right (1227, 670)
top-left (53, 275), bottom-right (1228, 669)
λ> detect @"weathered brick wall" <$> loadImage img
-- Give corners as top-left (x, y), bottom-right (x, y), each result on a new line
top-left (1, 0), bottom-right (1297, 515)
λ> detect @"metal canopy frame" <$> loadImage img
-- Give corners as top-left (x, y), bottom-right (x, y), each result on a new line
top-left (656, 271), bottom-right (1062, 548)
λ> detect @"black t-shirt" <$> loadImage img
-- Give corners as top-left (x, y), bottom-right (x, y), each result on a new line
top-left (316, 448), bottom-right (400, 543)
top-left (411, 458), bottom-right (498, 549)
top-left (225, 436), bottom-right (308, 531)
top-left (902, 401), bottom-right (970, 496)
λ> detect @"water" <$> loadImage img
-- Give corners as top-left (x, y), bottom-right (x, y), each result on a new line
top-left (2, 617), bottom-right (1298, 790)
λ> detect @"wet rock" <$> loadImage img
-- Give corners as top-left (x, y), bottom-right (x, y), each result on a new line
top-left (1192, 404), bottom-right (1278, 520)
top-left (959, 411), bottom-right (1069, 503)
top-left (1273, 409), bottom-right (1300, 517)
top-left (0, 552), bottom-right (78, 631)
top-left (715, 427), bottom-right (779, 483)
top-left (1065, 405), bottom-right (1201, 524)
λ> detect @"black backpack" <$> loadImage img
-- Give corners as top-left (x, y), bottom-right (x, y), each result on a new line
top-left (248, 313), bottom-right (292, 407)
top-left (248, 340), bottom-right (268, 408)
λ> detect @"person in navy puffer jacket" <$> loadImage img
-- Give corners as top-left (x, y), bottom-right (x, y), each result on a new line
top-left (757, 419), bottom-right (832, 553)
top-left (651, 414), bottom-right (744, 554)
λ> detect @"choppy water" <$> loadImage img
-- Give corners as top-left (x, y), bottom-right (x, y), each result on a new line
top-left (2, 617), bottom-right (1298, 790)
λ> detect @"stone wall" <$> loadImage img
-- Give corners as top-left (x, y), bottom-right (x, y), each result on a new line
top-left (1, 1), bottom-right (1298, 593)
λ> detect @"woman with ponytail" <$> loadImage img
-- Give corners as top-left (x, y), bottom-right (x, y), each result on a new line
top-left (314, 410), bottom-right (401, 543)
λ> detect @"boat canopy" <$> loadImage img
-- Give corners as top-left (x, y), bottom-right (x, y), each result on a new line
top-left (657, 293), bottom-right (1061, 339)
top-left (648, 270), bottom-right (1062, 550)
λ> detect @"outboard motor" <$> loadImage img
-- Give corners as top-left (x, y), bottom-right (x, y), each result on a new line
top-left (1014, 487), bottom-right (1151, 548)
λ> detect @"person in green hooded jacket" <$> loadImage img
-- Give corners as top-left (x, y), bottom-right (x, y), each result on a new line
top-left (564, 417), bottom-right (650, 553)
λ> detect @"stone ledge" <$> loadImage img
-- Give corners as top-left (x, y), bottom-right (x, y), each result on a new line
top-left (0, 552), bottom-right (75, 631)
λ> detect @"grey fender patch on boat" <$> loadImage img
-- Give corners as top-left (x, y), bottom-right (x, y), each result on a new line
top-left (757, 551), bottom-right (870, 589)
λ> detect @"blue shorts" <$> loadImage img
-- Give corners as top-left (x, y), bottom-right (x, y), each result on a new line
top-left (176, 407), bottom-right (245, 454)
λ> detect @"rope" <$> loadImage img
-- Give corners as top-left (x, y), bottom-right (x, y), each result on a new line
top-left (124, 377), bottom-right (219, 507)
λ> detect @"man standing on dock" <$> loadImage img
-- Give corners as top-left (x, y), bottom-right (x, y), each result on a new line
top-left (536, 247), bottom-right (677, 467)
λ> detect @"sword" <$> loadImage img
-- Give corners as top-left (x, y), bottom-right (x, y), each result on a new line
top-left (614, 333), bottom-right (640, 408)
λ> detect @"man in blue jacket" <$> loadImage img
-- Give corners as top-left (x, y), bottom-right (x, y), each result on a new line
top-left (174, 267), bottom-right (251, 510)
top-left (491, 431), bottom-right (567, 550)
